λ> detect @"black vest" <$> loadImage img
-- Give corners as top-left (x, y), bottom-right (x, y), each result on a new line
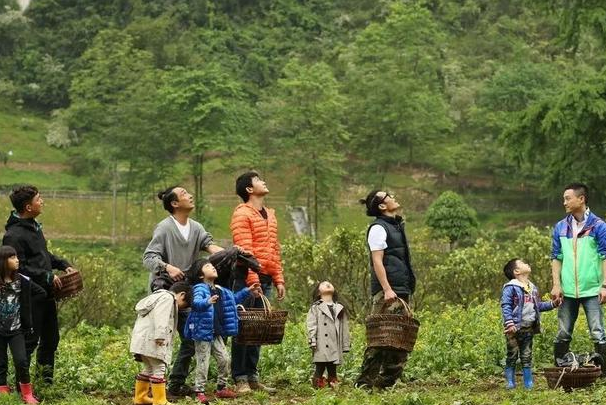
top-left (367, 216), bottom-right (416, 297)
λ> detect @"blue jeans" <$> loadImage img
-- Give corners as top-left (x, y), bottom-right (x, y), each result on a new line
top-left (505, 329), bottom-right (533, 368)
top-left (231, 276), bottom-right (273, 383)
top-left (555, 296), bottom-right (606, 344)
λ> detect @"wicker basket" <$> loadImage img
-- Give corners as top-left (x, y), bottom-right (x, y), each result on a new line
top-left (53, 270), bottom-right (83, 301)
top-left (365, 298), bottom-right (420, 352)
top-left (544, 365), bottom-right (601, 390)
top-left (235, 295), bottom-right (288, 345)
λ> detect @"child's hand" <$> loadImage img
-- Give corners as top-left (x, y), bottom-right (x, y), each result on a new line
top-left (504, 325), bottom-right (517, 335)
top-left (551, 298), bottom-right (562, 308)
top-left (249, 283), bottom-right (262, 297)
top-left (208, 295), bottom-right (219, 304)
top-left (155, 339), bottom-right (165, 346)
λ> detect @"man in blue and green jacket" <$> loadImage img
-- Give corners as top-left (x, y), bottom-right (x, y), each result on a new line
top-left (551, 183), bottom-right (606, 369)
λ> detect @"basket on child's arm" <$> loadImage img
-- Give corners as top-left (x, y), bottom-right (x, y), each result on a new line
top-left (53, 270), bottom-right (84, 301)
top-left (235, 295), bottom-right (288, 345)
top-left (365, 298), bottom-right (420, 352)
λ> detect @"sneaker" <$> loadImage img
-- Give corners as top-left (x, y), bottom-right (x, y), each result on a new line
top-left (196, 392), bottom-right (210, 404)
top-left (248, 381), bottom-right (277, 394)
top-left (215, 387), bottom-right (238, 399)
top-left (235, 381), bottom-right (251, 394)
top-left (327, 377), bottom-right (339, 389)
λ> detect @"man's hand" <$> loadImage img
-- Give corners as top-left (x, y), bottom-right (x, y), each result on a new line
top-left (234, 245), bottom-right (252, 256)
top-left (155, 339), bottom-right (165, 346)
top-left (551, 285), bottom-right (563, 302)
top-left (383, 288), bottom-right (397, 303)
top-left (52, 275), bottom-right (62, 290)
top-left (600, 287), bottom-right (606, 304)
top-left (504, 325), bottom-right (517, 335)
top-left (208, 295), bottom-right (219, 304)
top-left (276, 284), bottom-right (286, 301)
top-left (249, 283), bottom-right (262, 298)
top-left (65, 267), bottom-right (76, 273)
top-left (166, 264), bottom-right (184, 281)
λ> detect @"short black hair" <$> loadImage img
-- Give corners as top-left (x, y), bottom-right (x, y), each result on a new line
top-left (359, 189), bottom-right (383, 217)
top-left (157, 185), bottom-right (179, 213)
top-left (503, 258), bottom-right (520, 280)
top-left (187, 257), bottom-right (210, 284)
top-left (564, 182), bottom-right (589, 205)
top-left (169, 281), bottom-right (192, 307)
top-left (236, 171), bottom-right (260, 202)
top-left (9, 185), bottom-right (39, 213)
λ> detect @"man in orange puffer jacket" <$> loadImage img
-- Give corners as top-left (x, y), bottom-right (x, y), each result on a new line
top-left (230, 171), bottom-right (285, 394)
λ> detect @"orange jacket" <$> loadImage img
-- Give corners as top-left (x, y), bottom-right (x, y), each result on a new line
top-left (230, 202), bottom-right (284, 286)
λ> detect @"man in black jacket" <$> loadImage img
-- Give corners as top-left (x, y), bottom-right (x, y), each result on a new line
top-left (2, 185), bottom-right (74, 384)
top-left (355, 189), bottom-right (416, 389)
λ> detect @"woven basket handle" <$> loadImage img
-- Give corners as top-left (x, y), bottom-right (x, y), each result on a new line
top-left (237, 304), bottom-right (246, 312)
top-left (259, 294), bottom-right (272, 314)
top-left (379, 297), bottom-right (413, 317)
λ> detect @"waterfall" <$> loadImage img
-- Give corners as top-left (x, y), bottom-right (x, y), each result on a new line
top-left (17, 0), bottom-right (30, 11)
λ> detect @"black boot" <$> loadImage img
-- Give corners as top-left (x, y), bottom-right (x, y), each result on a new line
top-left (554, 341), bottom-right (570, 366)
top-left (594, 343), bottom-right (606, 376)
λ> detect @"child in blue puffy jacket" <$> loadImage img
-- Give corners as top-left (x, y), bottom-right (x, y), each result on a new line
top-left (501, 258), bottom-right (558, 390)
top-left (185, 259), bottom-right (261, 404)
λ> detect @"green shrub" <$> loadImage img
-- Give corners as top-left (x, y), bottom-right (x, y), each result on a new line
top-left (281, 227), bottom-right (370, 319)
top-left (57, 248), bottom-right (148, 329)
top-left (426, 191), bottom-right (478, 247)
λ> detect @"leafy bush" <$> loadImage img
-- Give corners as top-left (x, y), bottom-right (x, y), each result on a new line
top-left (426, 191), bottom-right (478, 247)
top-left (282, 225), bottom-right (551, 311)
top-left (57, 248), bottom-right (148, 329)
top-left (281, 227), bottom-right (370, 319)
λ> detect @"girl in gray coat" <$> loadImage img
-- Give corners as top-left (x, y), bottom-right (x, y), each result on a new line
top-left (306, 281), bottom-right (350, 388)
top-left (130, 282), bottom-right (191, 405)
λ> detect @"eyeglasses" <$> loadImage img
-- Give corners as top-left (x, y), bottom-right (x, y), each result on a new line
top-left (372, 192), bottom-right (391, 206)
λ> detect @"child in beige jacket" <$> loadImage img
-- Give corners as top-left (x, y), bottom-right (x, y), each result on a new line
top-left (306, 281), bottom-right (350, 389)
top-left (130, 282), bottom-right (192, 405)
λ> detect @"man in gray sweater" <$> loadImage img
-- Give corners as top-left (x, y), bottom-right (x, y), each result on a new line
top-left (143, 186), bottom-right (224, 399)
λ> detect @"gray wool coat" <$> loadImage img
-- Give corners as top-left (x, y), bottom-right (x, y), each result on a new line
top-left (129, 290), bottom-right (179, 365)
top-left (306, 301), bottom-right (351, 364)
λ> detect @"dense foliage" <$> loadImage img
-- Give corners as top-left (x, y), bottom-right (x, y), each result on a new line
top-left (3, 0), bottom-right (606, 208)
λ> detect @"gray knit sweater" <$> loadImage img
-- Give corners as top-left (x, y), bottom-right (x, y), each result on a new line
top-left (142, 216), bottom-right (214, 289)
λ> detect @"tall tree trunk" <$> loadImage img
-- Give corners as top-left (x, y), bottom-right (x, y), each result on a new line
top-left (193, 153), bottom-right (204, 220)
top-left (313, 164), bottom-right (318, 241)
top-left (111, 161), bottom-right (118, 245)
top-left (122, 162), bottom-right (132, 240)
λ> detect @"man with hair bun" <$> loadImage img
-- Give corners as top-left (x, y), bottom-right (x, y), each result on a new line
top-left (355, 189), bottom-right (416, 389)
top-left (143, 186), bottom-right (224, 399)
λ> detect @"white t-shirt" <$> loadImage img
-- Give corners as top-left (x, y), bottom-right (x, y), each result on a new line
top-left (171, 216), bottom-right (191, 240)
top-left (367, 225), bottom-right (388, 251)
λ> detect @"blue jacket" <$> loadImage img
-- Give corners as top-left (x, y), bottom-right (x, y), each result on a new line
top-left (501, 279), bottom-right (554, 334)
top-left (184, 283), bottom-right (250, 342)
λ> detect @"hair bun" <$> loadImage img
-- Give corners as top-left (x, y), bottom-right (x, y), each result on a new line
top-left (358, 198), bottom-right (367, 205)
top-left (157, 191), bottom-right (165, 200)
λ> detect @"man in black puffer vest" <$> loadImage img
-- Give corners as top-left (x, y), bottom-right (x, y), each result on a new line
top-left (355, 189), bottom-right (416, 389)
top-left (2, 185), bottom-right (75, 384)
